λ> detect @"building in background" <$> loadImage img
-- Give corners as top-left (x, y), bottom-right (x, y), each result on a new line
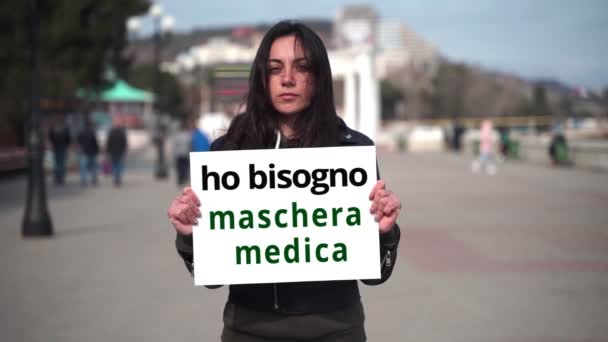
top-left (334, 5), bottom-right (378, 49)
top-left (376, 18), bottom-right (409, 79)
top-left (401, 23), bottom-right (439, 68)
top-left (375, 18), bottom-right (439, 79)
top-left (376, 19), bottom-right (404, 50)
top-left (157, 4), bottom-right (446, 142)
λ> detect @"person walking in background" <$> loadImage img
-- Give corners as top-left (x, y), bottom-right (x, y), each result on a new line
top-left (153, 124), bottom-right (169, 178)
top-left (549, 125), bottom-right (569, 166)
top-left (106, 117), bottom-right (128, 186)
top-left (172, 119), bottom-right (192, 186)
top-left (77, 119), bottom-right (100, 186)
top-left (191, 124), bottom-right (210, 152)
top-left (498, 127), bottom-right (510, 162)
top-left (48, 117), bottom-right (71, 185)
top-left (472, 119), bottom-right (498, 175)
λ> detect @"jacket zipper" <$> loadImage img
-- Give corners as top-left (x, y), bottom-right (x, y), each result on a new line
top-left (273, 283), bottom-right (279, 310)
top-left (382, 250), bottom-right (392, 267)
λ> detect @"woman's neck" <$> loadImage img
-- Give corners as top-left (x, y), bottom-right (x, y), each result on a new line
top-left (278, 115), bottom-right (298, 139)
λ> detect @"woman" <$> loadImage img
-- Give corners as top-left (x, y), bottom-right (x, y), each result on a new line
top-left (172, 119), bottom-right (193, 186)
top-left (167, 21), bottom-right (402, 341)
top-left (472, 119), bottom-right (498, 175)
top-left (77, 119), bottom-right (100, 186)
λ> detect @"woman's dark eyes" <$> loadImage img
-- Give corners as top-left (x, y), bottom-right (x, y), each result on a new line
top-left (296, 64), bottom-right (310, 71)
top-left (267, 65), bottom-right (310, 74)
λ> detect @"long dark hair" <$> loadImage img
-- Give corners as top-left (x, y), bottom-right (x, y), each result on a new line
top-left (220, 20), bottom-right (338, 150)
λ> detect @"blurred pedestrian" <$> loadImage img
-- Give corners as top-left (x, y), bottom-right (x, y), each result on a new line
top-left (167, 21), bottom-right (402, 341)
top-left (472, 119), bottom-right (498, 175)
top-left (498, 126), bottom-right (510, 162)
top-left (153, 124), bottom-right (169, 178)
top-left (48, 117), bottom-right (71, 185)
top-left (77, 119), bottom-right (100, 186)
top-left (172, 119), bottom-right (192, 186)
top-left (191, 121), bottom-right (210, 152)
top-left (106, 117), bottom-right (128, 186)
top-left (549, 127), bottom-right (569, 166)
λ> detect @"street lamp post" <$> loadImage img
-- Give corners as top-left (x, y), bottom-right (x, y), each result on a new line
top-left (22, 0), bottom-right (53, 237)
top-left (149, 4), bottom-right (174, 180)
top-left (127, 4), bottom-right (174, 180)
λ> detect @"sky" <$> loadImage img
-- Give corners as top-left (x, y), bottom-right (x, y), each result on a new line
top-left (142, 0), bottom-right (608, 90)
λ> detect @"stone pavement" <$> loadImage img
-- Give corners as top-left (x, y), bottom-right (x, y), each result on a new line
top-left (1, 150), bottom-right (607, 341)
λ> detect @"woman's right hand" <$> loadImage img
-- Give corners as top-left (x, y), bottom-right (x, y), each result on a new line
top-left (167, 187), bottom-right (201, 235)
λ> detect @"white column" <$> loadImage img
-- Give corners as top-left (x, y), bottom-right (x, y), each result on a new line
top-left (343, 70), bottom-right (357, 129)
top-left (356, 48), bottom-right (379, 142)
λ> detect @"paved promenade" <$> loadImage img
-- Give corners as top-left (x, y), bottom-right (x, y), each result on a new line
top-left (1, 150), bottom-right (607, 341)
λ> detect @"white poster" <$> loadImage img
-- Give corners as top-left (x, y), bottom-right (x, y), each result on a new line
top-left (190, 146), bottom-right (380, 286)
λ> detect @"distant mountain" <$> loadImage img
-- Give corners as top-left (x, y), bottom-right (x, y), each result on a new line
top-left (532, 79), bottom-right (574, 95)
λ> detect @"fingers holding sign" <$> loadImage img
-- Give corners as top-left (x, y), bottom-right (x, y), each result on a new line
top-left (167, 187), bottom-right (202, 235)
top-left (369, 180), bottom-right (402, 234)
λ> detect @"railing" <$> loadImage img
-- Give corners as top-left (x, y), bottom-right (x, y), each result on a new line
top-left (0, 147), bottom-right (27, 172)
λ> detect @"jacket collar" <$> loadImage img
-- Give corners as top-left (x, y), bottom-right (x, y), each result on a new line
top-left (337, 117), bottom-right (357, 145)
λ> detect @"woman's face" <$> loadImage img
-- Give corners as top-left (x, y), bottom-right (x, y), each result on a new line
top-left (267, 35), bottom-right (314, 116)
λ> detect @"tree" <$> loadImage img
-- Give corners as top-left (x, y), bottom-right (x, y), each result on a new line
top-left (530, 85), bottom-right (551, 117)
top-left (0, 0), bottom-right (149, 129)
top-left (128, 64), bottom-right (187, 120)
top-left (429, 62), bottom-right (470, 119)
top-left (380, 80), bottom-right (403, 120)
top-left (602, 87), bottom-right (608, 117)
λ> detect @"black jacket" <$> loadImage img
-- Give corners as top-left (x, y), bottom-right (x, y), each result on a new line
top-left (77, 128), bottom-right (99, 156)
top-left (106, 127), bottom-right (127, 158)
top-left (48, 126), bottom-right (71, 152)
top-left (175, 119), bottom-right (401, 314)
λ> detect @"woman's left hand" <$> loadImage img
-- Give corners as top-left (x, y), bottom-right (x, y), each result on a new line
top-left (369, 180), bottom-right (402, 234)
